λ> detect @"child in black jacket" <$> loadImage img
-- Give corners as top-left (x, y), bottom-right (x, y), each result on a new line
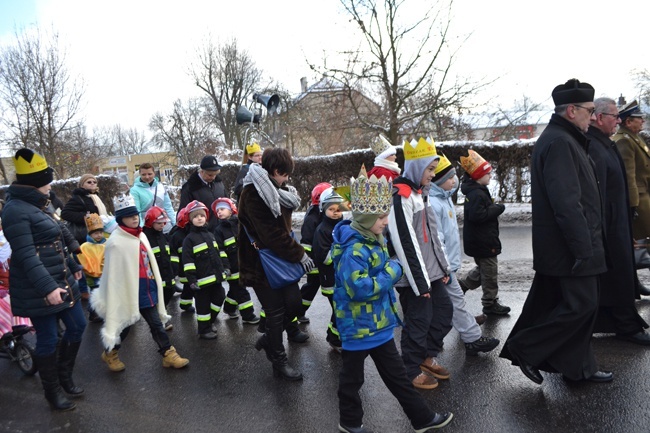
top-left (211, 198), bottom-right (259, 325)
top-left (182, 201), bottom-right (230, 339)
top-left (312, 188), bottom-right (348, 352)
top-left (169, 207), bottom-right (195, 314)
top-left (143, 206), bottom-right (175, 330)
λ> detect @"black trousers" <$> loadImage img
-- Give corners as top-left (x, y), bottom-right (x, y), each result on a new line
top-left (117, 306), bottom-right (171, 355)
top-left (338, 339), bottom-right (434, 429)
top-left (398, 279), bottom-right (453, 379)
top-left (223, 279), bottom-right (255, 316)
top-left (299, 273), bottom-right (321, 315)
top-left (193, 283), bottom-right (226, 334)
top-left (501, 274), bottom-right (599, 380)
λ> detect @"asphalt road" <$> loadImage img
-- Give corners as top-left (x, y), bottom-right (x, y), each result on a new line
top-left (2, 226), bottom-right (650, 433)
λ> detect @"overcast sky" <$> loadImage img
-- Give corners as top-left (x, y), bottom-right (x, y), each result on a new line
top-left (1, 0), bottom-right (648, 136)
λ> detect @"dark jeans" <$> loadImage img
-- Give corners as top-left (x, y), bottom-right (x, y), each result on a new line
top-left (31, 301), bottom-right (87, 357)
top-left (116, 306), bottom-right (171, 355)
top-left (338, 339), bottom-right (435, 429)
top-left (398, 279), bottom-right (453, 379)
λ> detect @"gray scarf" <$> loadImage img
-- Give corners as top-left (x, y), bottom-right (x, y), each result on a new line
top-left (243, 163), bottom-right (300, 217)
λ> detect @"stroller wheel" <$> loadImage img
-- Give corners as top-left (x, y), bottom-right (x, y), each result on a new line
top-left (15, 341), bottom-right (37, 376)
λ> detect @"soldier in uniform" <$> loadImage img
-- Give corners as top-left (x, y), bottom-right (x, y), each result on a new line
top-left (613, 100), bottom-right (649, 240)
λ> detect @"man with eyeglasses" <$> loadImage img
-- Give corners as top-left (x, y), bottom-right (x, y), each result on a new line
top-left (501, 79), bottom-right (612, 384)
top-left (613, 101), bottom-right (650, 250)
top-left (178, 155), bottom-right (226, 231)
top-left (587, 98), bottom-right (650, 344)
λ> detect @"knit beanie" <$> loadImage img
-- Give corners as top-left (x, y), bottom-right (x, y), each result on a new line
top-left (432, 154), bottom-right (457, 186)
top-left (78, 174), bottom-right (97, 188)
top-left (13, 148), bottom-right (54, 188)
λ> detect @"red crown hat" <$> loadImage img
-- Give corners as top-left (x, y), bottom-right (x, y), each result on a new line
top-left (459, 149), bottom-right (492, 181)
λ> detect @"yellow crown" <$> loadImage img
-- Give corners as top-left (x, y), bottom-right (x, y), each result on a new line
top-left (351, 165), bottom-right (393, 215)
top-left (246, 143), bottom-right (262, 154)
top-left (14, 148), bottom-right (49, 175)
top-left (84, 213), bottom-right (104, 233)
top-left (403, 137), bottom-right (438, 160)
top-left (434, 153), bottom-right (452, 175)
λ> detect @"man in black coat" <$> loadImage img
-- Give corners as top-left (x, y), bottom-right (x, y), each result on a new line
top-left (501, 79), bottom-right (612, 384)
top-left (587, 97), bottom-right (650, 344)
top-left (178, 155), bottom-right (226, 230)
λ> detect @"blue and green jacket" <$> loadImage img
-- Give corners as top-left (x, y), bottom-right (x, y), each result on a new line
top-left (331, 220), bottom-right (403, 351)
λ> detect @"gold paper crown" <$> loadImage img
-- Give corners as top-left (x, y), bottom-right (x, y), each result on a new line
top-left (246, 143), bottom-right (262, 154)
top-left (14, 149), bottom-right (49, 175)
top-left (434, 153), bottom-right (452, 175)
top-left (350, 165), bottom-right (393, 215)
top-left (403, 137), bottom-right (438, 161)
top-left (459, 149), bottom-right (490, 176)
top-left (84, 213), bottom-right (104, 233)
top-left (370, 135), bottom-right (394, 157)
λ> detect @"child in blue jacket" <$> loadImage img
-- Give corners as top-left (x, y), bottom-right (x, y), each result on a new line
top-left (331, 166), bottom-right (452, 433)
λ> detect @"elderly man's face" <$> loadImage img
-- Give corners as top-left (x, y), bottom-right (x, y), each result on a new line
top-left (570, 103), bottom-right (596, 133)
top-left (596, 104), bottom-right (621, 137)
top-left (626, 117), bottom-right (645, 134)
top-left (199, 169), bottom-right (219, 182)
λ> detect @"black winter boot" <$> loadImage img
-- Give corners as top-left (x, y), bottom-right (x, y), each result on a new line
top-left (254, 334), bottom-right (272, 362)
top-left (267, 310), bottom-right (302, 381)
top-left (34, 353), bottom-right (76, 411)
top-left (57, 340), bottom-right (84, 396)
top-left (286, 321), bottom-right (309, 343)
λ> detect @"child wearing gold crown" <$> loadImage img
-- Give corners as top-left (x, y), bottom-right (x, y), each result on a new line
top-left (457, 149), bottom-right (511, 316)
top-left (90, 195), bottom-right (189, 372)
top-left (388, 137), bottom-right (453, 391)
top-left (77, 213), bottom-right (106, 323)
top-left (367, 134), bottom-right (401, 181)
top-left (332, 166), bottom-right (453, 433)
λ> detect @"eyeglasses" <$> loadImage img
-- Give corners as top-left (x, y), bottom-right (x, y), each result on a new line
top-left (573, 104), bottom-right (596, 115)
top-left (599, 112), bottom-right (620, 119)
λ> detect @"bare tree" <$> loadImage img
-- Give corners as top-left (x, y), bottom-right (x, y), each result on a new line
top-left (311, 0), bottom-right (488, 145)
top-left (0, 27), bottom-right (85, 178)
top-left (633, 69), bottom-right (650, 113)
top-left (95, 124), bottom-right (150, 156)
top-left (190, 37), bottom-right (265, 150)
top-left (149, 97), bottom-right (219, 165)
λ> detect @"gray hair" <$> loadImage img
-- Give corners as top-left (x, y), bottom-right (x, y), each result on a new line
top-left (554, 103), bottom-right (570, 115)
top-left (594, 97), bottom-right (617, 114)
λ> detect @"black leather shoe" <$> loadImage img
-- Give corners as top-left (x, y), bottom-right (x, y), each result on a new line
top-left (511, 351), bottom-right (543, 384)
top-left (616, 331), bottom-right (650, 346)
top-left (586, 371), bottom-right (613, 383)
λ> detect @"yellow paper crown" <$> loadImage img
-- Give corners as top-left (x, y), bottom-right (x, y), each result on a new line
top-left (84, 213), bottom-right (104, 233)
top-left (459, 149), bottom-right (487, 175)
top-left (403, 137), bottom-right (438, 161)
top-left (14, 148), bottom-right (49, 175)
top-left (246, 143), bottom-right (262, 154)
top-left (434, 153), bottom-right (452, 175)
top-left (350, 165), bottom-right (393, 215)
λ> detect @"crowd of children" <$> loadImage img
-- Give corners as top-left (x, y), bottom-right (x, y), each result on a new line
top-left (7, 138), bottom-right (519, 432)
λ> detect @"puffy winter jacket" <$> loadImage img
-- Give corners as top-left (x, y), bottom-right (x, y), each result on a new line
top-left (4, 184), bottom-right (81, 317)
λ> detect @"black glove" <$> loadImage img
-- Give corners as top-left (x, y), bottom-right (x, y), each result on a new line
top-left (189, 283), bottom-right (200, 291)
top-left (571, 259), bottom-right (585, 274)
top-left (300, 253), bottom-right (315, 273)
top-left (496, 203), bottom-right (506, 214)
top-left (632, 207), bottom-right (639, 220)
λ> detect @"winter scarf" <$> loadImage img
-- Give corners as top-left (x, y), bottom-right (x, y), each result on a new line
top-left (243, 163), bottom-right (300, 218)
top-left (372, 157), bottom-right (401, 176)
top-left (88, 193), bottom-right (108, 216)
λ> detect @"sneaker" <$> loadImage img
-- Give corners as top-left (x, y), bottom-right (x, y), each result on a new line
top-left (297, 315), bottom-right (310, 324)
top-left (482, 301), bottom-right (511, 315)
top-left (338, 423), bottom-right (374, 433)
top-left (414, 413), bottom-right (454, 432)
top-left (101, 349), bottom-right (125, 372)
top-left (162, 346), bottom-right (189, 369)
top-left (210, 323), bottom-right (219, 333)
top-left (465, 336), bottom-right (500, 356)
top-left (419, 357), bottom-right (450, 380)
top-left (226, 311), bottom-right (240, 320)
top-left (242, 314), bottom-right (260, 325)
top-left (475, 314), bottom-right (487, 326)
top-left (412, 372), bottom-right (439, 390)
top-left (164, 322), bottom-right (173, 331)
top-left (199, 331), bottom-right (218, 340)
top-left (180, 305), bottom-right (196, 314)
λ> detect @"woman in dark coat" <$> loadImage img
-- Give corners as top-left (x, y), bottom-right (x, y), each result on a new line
top-left (3, 149), bottom-right (86, 411)
top-left (61, 173), bottom-right (108, 245)
top-left (237, 148), bottom-right (313, 381)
